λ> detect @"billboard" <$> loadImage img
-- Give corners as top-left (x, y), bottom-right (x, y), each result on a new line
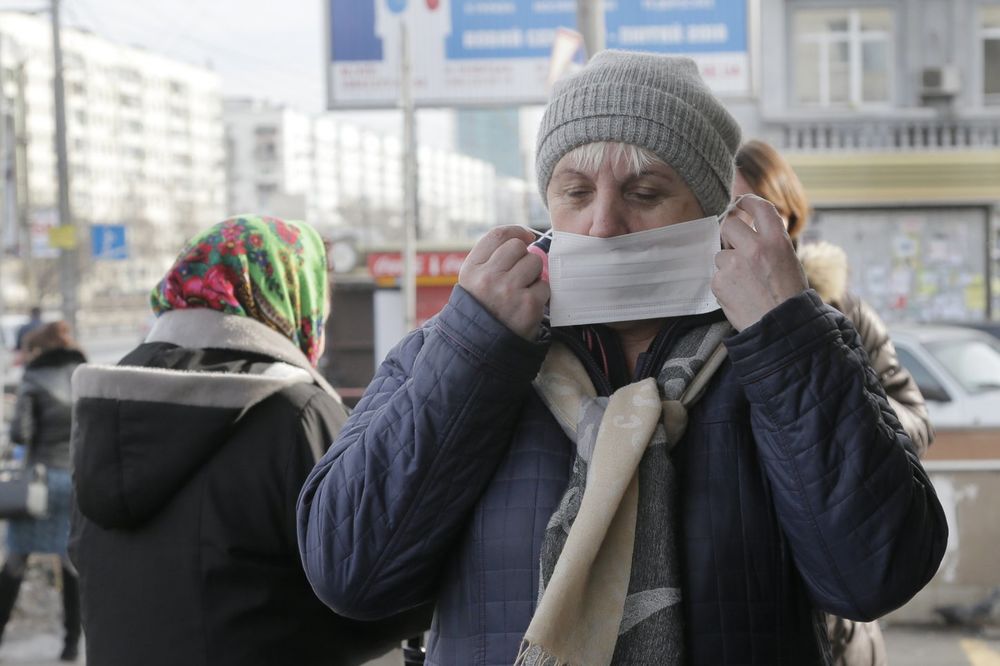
top-left (327, 0), bottom-right (750, 108)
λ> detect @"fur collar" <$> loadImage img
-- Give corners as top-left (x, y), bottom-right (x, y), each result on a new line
top-left (798, 242), bottom-right (848, 305)
top-left (146, 308), bottom-right (341, 402)
top-left (26, 347), bottom-right (87, 370)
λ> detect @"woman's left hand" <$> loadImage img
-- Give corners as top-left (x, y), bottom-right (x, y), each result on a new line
top-left (712, 194), bottom-right (809, 332)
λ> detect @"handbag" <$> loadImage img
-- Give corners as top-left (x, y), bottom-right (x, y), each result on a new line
top-left (827, 615), bottom-right (888, 666)
top-left (0, 462), bottom-right (49, 519)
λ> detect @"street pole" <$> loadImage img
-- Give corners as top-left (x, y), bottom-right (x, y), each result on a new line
top-left (0, 34), bottom-right (7, 442)
top-left (576, 0), bottom-right (606, 57)
top-left (14, 61), bottom-right (34, 306)
top-left (51, 0), bottom-right (77, 334)
top-left (400, 22), bottom-right (418, 332)
top-left (521, 147), bottom-right (533, 228)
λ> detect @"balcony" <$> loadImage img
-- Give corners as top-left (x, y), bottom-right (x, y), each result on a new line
top-left (768, 114), bottom-right (1000, 152)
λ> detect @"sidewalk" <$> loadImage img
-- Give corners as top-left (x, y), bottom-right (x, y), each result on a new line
top-left (0, 634), bottom-right (78, 665)
top-left (0, 634), bottom-right (403, 665)
top-left (2, 625), bottom-right (999, 664)
top-left (884, 625), bottom-right (1000, 666)
top-left (0, 553), bottom-right (78, 665)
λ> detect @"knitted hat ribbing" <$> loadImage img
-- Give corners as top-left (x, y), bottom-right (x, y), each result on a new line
top-left (536, 50), bottom-right (742, 217)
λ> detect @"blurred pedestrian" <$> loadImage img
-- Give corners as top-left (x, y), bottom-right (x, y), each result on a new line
top-left (734, 140), bottom-right (938, 666)
top-left (69, 216), bottom-right (427, 666)
top-left (298, 52), bottom-right (947, 665)
top-left (733, 139), bottom-right (933, 457)
top-left (0, 321), bottom-right (86, 662)
top-left (13, 307), bottom-right (43, 365)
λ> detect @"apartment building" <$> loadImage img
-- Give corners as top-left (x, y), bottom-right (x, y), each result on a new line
top-left (0, 11), bottom-right (225, 310)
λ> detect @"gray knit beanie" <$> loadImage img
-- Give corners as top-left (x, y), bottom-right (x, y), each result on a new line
top-left (536, 50), bottom-right (742, 217)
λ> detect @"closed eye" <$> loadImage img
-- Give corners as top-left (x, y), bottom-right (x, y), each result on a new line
top-left (560, 186), bottom-right (594, 200)
top-left (626, 189), bottom-right (664, 203)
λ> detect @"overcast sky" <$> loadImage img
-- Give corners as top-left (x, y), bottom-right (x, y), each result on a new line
top-left (57, 0), bottom-right (328, 111)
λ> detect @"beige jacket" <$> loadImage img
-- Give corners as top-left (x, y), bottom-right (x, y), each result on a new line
top-left (800, 242), bottom-right (934, 458)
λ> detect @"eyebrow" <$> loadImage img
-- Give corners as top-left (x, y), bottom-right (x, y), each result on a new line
top-left (552, 168), bottom-right (592, 180)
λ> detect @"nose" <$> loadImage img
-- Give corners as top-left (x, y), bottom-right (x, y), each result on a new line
top-left (588, 189), bottom-right (629, 238)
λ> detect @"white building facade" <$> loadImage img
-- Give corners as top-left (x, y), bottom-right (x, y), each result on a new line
top-left (0, 12), bottom-right (225, 310)
top-left (225, 99), bottom-right (527, 247)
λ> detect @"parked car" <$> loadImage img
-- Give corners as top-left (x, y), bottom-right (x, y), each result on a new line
top-left (932, 320), bottom-right (1000, 342)
top-left (890, 324), bottom-right (1000, 429)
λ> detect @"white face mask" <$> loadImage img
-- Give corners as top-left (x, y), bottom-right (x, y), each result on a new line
top-left (547, 215), bottom-right (722, 327)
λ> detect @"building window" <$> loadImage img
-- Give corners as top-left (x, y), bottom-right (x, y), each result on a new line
top-left (793, 8), bottom-right (893, 108)
top-left (254, 126), bottom-right (278, 162)
top-left (984, 6), bottom-right (1000, 104)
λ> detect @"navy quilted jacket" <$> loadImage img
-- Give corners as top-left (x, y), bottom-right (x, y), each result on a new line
top-left (298, 287), bottom-right (947, 666)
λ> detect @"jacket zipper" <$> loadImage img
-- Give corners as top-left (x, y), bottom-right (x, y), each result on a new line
top-left (633, 321), bottom-right (682, 382)
top-left (550, 328), bottom-right (614, 396)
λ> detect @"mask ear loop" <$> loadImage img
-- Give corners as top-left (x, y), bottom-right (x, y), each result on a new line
top-left (526, 227), bottom-right (554, 254)
top-left (718, 194), bottom-right (755, 227)
top-left (524, 228), bottom-right (552, 282)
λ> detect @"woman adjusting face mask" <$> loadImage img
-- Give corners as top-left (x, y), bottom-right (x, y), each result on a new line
top-left (297, 50), bottom-right (947, 666)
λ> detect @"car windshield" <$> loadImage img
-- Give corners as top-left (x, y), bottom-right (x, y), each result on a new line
top-left (927, 336), bottom-right (1000, 395)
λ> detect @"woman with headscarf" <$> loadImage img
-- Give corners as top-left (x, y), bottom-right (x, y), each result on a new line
top-left (1, 321), bottom-right (86, 662)
top-left (69, 216), bottom-right (427, 666)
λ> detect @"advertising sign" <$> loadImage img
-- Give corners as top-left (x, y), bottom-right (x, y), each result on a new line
top-left (327, 0), bottom-right (750, 107)
top-left (91, 224), bottom-right (128, 261)
top-left (367, 250), bottom-right (468, 286)
top-left (31, 209), bottom-right (60, 258)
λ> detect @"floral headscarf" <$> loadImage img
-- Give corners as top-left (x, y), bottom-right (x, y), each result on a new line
top-left (151, 215), bottom-right (329, 364)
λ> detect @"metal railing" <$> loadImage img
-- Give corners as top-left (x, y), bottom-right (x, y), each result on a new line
top-left (771, 116), bottom-right (1000, 151)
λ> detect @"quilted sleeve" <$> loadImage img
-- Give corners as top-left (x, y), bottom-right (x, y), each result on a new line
top-left (297, 286), bottom-right (549, 621)
top-left (842, 292), bottom-right (934, 458)
top-left (726, 290), bottom-right (948, 622)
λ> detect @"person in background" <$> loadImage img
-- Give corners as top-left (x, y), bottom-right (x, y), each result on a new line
top-left (13, 307), bottom-right (43, 365)
top-left (1, 321), bottom-right (86, 662)
top-left (69, 216), bottom-right (427, 666)
top-left (733, 139), bottom-right (935, 666)
top-left (298, 52), bottom-right (947, 665)
top-left (733, 139), bottom-right (933, 457)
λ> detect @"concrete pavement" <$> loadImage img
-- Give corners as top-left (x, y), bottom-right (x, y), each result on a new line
top-left (884, 625), bottom-right (1000, 666)
top-left (1, 625), bottom-right (999, 664)
top-left (0, 634), bottom-right (78, 665)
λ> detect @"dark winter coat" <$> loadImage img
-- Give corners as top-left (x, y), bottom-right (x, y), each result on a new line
top-left (10, 347), bottom-right (87, 469)
top-left (69, 309), bottom-right (428, 666)
top-left (799, 241), bottom-right (934, 457)
top-left (298, 287), bottom-right (948, 666)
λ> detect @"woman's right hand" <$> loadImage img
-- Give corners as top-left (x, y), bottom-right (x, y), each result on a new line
top-left (458, 226), bottom-right (549, 341)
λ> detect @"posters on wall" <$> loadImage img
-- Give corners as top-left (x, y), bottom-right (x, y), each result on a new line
top-left (812, 208), bottom-right (990, 323)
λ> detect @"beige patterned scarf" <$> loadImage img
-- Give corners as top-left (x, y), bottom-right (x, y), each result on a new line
top-left (517, 321), bottom-right (730, 666)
